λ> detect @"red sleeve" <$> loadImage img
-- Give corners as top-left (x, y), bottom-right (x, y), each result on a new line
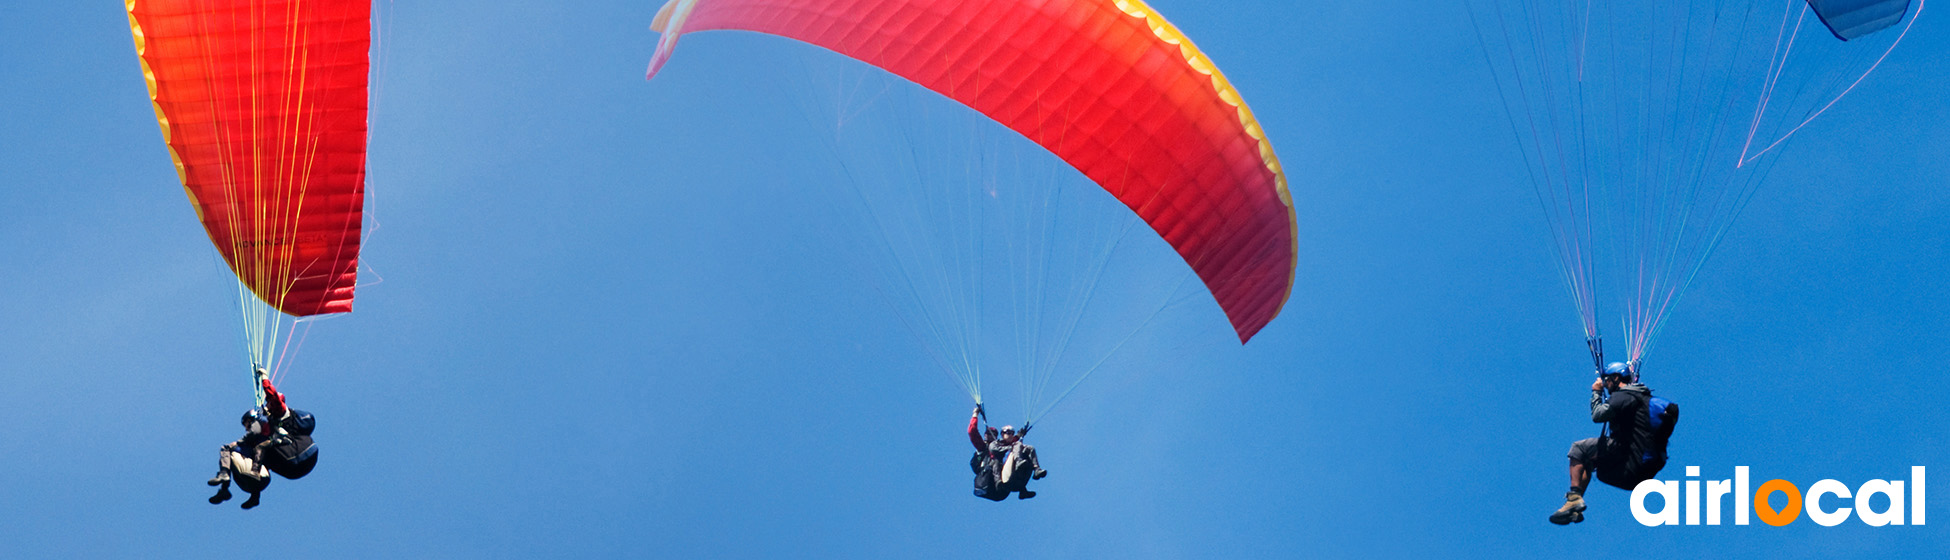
top-left (262, 379), bottom-right (289, 420)
top-left (968, 415), bottom-right (985, 451)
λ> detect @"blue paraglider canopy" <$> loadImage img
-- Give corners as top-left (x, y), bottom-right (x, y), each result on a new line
top-left (1807, 0), bottom-right (1914, 40)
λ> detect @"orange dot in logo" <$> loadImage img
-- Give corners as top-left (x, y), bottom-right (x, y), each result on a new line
top-left (1755, 479), bottom-right (1802, 527)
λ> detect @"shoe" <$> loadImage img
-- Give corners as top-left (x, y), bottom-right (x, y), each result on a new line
top-left (1032, 469), bottom-right (1047, 480)
top-left (207, 474), bottom-right (229, 486)
top-left (209, 487), bottom-right (232, 505)
top-left (1549, 492), bottom-right (1586, 525)
top-left (240, 493), bottom-right (261, 510)
top-left (1018, 490), bottom-right (1036, 500)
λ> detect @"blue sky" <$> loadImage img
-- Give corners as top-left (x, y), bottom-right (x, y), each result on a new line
top-left (2, 1), bottom-right (1946, 558)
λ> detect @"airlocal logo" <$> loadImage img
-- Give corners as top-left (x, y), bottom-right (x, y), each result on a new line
top-left (1631, 466), bottom-right (1925, 527)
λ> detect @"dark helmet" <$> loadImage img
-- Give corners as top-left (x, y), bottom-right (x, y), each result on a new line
top-left (240, 409), bottom-right (268, 429)
top-left (1603, 362), bottom-right (1632, 377)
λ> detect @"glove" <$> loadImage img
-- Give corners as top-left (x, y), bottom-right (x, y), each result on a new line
top-left (1032, 469), bottom-right (1047, 480)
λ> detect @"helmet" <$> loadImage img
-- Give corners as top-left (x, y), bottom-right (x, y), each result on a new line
top-left (1603, 362), bottom-right (1631, 377)
top-left (240, 409), bottom-right (268, 430)
top-left (999, 425), bottom-right (1017, 436)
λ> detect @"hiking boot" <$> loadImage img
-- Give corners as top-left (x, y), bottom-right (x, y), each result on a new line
top-left (207, 474), bottom-right (229, 486)
top-left (1018, 490), bottom-right (1036, 500)
top-left (1548, 492), bottom-right (1586, 525)
top-left (208, 486), bottom-right (232, 505)
top-left (240, 493), bottom-right (261, 510)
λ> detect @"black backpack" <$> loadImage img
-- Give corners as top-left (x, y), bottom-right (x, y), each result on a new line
top-left (971, 451), bottom-right (1006, 501)
top-left (262, 410), bottom-right (319, 480)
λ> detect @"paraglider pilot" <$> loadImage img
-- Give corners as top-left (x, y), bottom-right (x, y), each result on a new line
top-left (1550, 361), bottom-right (1678, 525)
top-left (208, 368), bottom-right (319, 509)
top-left (968, 405), bottom-right (1047, 501)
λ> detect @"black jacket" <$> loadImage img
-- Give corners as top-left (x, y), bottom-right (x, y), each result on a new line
top-left (1591, 383), bottom-right (1676, 472)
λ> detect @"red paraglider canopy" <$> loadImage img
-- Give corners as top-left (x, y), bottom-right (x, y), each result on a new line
top-left (128, 0), bottom-right (369, 317)
top-left (647, 0), bottom-right (1297, 342)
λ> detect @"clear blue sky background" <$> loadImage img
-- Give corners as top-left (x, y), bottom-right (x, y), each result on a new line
top-left (3, 1), bottom-right (1946, 558)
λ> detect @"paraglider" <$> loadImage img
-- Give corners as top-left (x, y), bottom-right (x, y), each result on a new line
top-left (1465, 0), bottom-right (1917, 524)
top-left (1809, 0), bottom-right (1915, 40)
top-left (645, 0), bottom-right (1297, 343)
top-left (643, 0), bottom-right (1295, 496)
top-left (125, 0), bottom-right (371, 503)
top-left (1550, 362), bottom-right (1680, 525)
top-left (969, 406), bottom-right (1047, 501)
top-left (208, 369), bottom-right (320, 509)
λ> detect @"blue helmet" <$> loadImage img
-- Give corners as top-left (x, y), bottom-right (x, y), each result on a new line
top-left (1603, 362), bottom-right (1631, 376)
top-left (240, 409), bottom-right (268, 429)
